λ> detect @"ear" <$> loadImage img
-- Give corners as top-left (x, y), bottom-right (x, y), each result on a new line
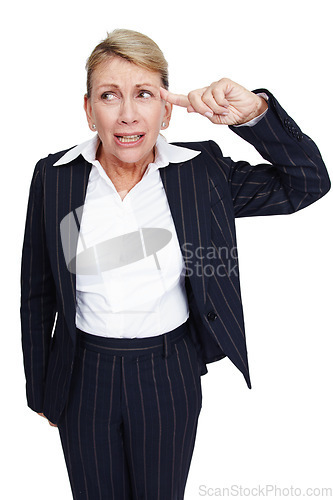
top-left (84, 94), bottom-right (95, 132)
top-left (161, 101), bottom-right (173, 129)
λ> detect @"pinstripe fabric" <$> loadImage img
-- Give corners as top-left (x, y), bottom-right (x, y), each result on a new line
top-left (160, 90), bottom-right (330, 388)
top-left (21, 89), bottom-right (330, 426)
top-left (21, 152), bottom-right (92, 419)
top-left (58, 323), bottom-right (202, 499)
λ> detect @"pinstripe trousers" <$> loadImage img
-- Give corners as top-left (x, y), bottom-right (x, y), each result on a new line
top-left (57, 322), bottom-right (202, 500)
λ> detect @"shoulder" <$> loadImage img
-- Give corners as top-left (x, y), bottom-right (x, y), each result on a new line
top-left (170, 140), bottom-right (222, 156)
top-left (38, 145), bottom-right (78, 167)
top-left (32, 145), bottom-right (82, 180)
top-left (170, 140), bottom-right (227, 170)
top-left (28, 145), bottom-right (83, 194)
top-left (170, 139), bottom-right (230, 176)
top-left (169, 140), bottom-right (234, 190)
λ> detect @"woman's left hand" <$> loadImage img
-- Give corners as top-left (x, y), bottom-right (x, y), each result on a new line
top-left (38, 412), bottom-right (58, 427)
top-left (160, 78), bottom-right (268, 126)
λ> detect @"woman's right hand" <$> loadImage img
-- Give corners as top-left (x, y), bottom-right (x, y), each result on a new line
top-left (38, 412), bottom-right (58, 427)
top-left (160, 78), bottom-right (267, 126)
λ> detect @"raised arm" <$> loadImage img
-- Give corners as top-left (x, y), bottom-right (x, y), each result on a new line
top-left (161, 81), bottom-right (330, 217)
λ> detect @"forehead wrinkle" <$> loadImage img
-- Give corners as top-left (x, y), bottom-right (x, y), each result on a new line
top-left (91, 59), bottom-right (162, 93)
top-left (95, 82), bottom-right (160, 93)
top-left (96, 83), bottom-right (120, 90)
top-left (134, 83), bottom-right (158, 88)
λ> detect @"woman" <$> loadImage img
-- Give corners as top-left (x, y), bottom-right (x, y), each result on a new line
top-left (21, 29), bottom-right (330, 499)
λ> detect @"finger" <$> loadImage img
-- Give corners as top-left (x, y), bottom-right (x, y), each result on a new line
top-left (160, 87), bottom-right (190, 108)
top-left (201, 88), bottom-right (229, 115)
top-left (211, 87), bottom-right (230, 108)
top-left (187, 88), bottom-right (215, 118)
top-left (38, 412), bottom-right (57, 427)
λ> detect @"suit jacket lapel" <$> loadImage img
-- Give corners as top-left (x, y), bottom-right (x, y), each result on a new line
top-left (160, 158), bottom-right (211, 312)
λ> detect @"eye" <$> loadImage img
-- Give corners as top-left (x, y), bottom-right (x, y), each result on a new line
top-left (101, 92), bottom-right (118, 101)
top-left (138, 90), bottom-right (153, 99)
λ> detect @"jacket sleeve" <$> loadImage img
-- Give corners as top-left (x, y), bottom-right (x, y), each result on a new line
top-left (210, 89), bottom-right (331, 218)
top-left (20, 159), bottom-right (57, 413)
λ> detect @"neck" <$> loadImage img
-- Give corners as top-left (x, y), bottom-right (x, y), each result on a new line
top-left (96, 144), bottom-right (155, 198)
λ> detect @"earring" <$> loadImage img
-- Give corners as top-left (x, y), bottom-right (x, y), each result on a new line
top-left (162, 122), bottom-right (166, 128)
top-left (92, 124), bottom-right (96, 130)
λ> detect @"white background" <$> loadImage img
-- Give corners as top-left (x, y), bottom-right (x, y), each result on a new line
top-left (1, 0), bottom-right (332, 498)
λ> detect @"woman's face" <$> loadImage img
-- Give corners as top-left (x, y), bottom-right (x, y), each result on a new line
top-left (84, 56), bottom-right (172, 170)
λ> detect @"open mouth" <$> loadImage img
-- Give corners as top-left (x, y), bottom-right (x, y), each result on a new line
top-left (115, 134), bottom-right (144, 144)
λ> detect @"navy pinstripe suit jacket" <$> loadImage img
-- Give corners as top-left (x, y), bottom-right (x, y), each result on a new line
top-left (21, 90), bottom-right (330, 424)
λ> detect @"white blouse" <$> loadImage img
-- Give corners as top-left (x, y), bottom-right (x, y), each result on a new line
top-left (55, 134), bottom-right (200, 338)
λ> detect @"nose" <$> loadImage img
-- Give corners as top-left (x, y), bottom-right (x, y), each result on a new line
top-left (118, 97), bottom-right (139, 125)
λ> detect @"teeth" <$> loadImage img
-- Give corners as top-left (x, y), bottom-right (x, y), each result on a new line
top-left (117, 135), bottom-right (142, 143)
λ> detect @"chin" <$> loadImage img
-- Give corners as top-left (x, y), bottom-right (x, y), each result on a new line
top-left (114, 147), bottom-right (154, 166)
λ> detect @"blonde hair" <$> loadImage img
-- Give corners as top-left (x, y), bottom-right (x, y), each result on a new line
top-left (85, 29), bottom-right (169, 97)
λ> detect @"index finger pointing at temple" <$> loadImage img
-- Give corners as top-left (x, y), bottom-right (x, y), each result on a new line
top-left (160, 87), bottom-right (190, 108)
